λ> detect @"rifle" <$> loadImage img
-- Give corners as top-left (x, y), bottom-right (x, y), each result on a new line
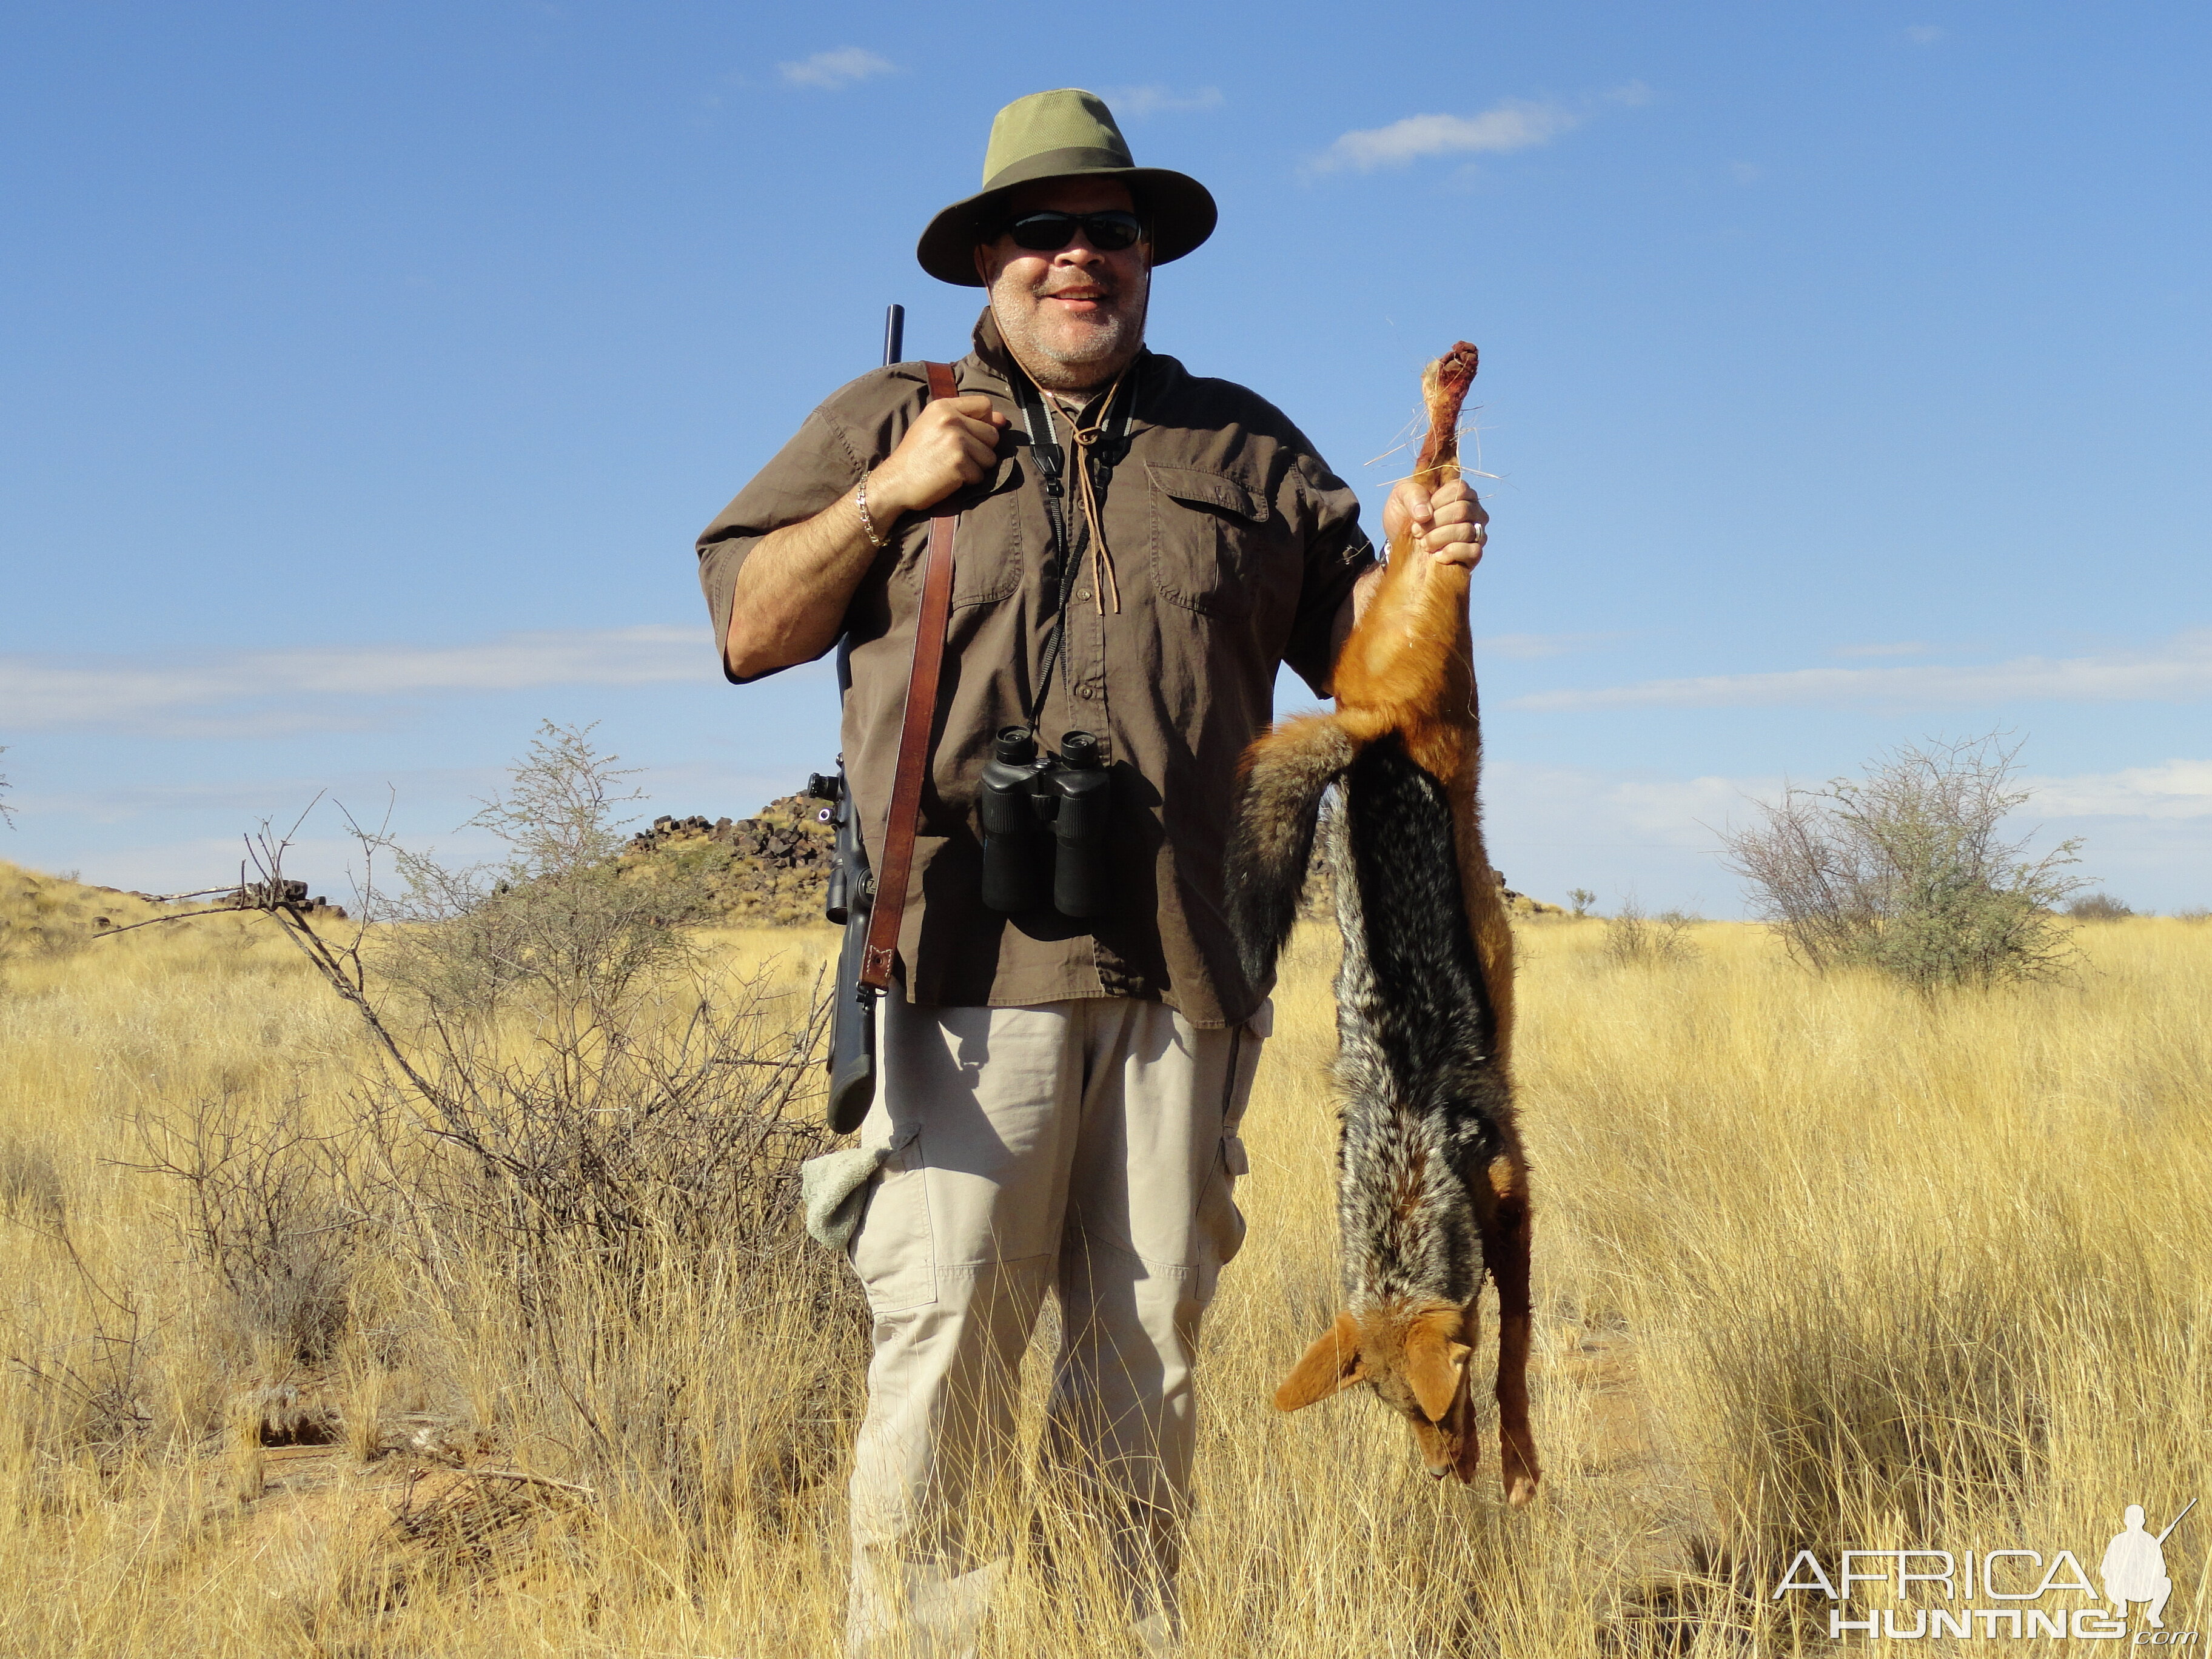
top-left (2156, 1497), bottom-right (2196, 1546)
top-left (806, 304), bottom-right (906, 1134)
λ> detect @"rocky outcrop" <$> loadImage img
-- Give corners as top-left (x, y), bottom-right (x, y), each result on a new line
top-left (215, 879), bottom-right (349, 921)
top-left (622, 795), bottom-right (835, 927)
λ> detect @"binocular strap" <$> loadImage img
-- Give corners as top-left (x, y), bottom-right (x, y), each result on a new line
top-left (860, 359), bottom-right (962, 994)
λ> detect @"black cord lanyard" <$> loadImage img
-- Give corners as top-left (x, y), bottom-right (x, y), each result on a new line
top-left (1008, 359), bottom-right (1138, 732)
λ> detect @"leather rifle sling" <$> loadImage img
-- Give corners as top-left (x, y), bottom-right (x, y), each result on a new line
top-left (859, 360), bottom-right (961, 993)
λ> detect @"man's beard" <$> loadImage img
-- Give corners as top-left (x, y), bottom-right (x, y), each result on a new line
top-left (989, 270), bottom-right (1150, 393)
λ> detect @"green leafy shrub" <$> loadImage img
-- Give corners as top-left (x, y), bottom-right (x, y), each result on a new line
top-left (374, 722), bottom-right (715, 1021)
top-left (1720, 732), bottom-right (2085, 991)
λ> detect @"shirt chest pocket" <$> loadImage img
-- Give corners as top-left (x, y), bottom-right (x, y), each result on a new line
top-left (895, 455), bottom-right (1023, 609)
top-left (1147, 464), bottom-right (1275, 621)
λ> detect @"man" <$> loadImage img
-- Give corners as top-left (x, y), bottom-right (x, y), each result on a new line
top-left (697, 89), bottom-right (1488, 1655)
top-left (2101, 1505), bottom-right (2174, 1629)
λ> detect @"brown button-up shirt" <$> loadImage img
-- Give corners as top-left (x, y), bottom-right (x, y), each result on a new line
top-left (697, 311), bottom-right (1374, 1026)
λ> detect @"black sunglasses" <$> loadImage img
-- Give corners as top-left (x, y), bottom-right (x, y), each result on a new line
top-left (995, 209), bottom-right (1145, 253)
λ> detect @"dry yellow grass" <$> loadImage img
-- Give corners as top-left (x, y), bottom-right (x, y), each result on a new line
top-left (2, 861), bottom-right (2206, 1654)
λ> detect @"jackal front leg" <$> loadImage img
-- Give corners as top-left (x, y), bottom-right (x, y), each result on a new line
top-left (1475, 1145), bottom-right (1540, 1507)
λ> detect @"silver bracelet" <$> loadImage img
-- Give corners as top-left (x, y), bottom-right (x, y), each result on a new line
top-left (854, 474), bottom-right (889, 551)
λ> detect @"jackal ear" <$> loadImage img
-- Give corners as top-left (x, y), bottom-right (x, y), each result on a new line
top-left (1274, 1312), bottom-right (1366, 1412)
top-left (1404, 1312), bottom-right (1473, 1424)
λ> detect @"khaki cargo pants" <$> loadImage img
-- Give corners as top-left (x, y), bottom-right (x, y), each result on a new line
top-left (843, 993), bottom-right (1266, 1658)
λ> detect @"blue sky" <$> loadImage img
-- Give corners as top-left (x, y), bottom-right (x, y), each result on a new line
top-left (4, 2), bottom-right (2207, 913)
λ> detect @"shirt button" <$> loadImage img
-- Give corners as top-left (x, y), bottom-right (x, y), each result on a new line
top-left (1076, 586), bottom-right (1092, 601)
top-left (1079, 684), bottom-right (1099, 699)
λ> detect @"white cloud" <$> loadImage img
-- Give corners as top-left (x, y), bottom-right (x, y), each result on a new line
top-left (1313, 99), bottom-right (1581, 174)
top-left (26, 757), bottom-right (808, 823)
top-left (1475, 759), bottom-right (1774, 913)
top-left (2026, 759), bottom-right (2212, 820)
top-left (10, 752), bottom-right (829, 895)
top-left (1830, 641), bottom-right (1930, 659)
top-left (1101, 85), bottom-right (1224, 119)
top-left (0, 625), bottom-right (719, 734)
top-left (16, 766), bottom-right (497, 823)
top-left (1476, 631), bottom-right (1624, 660)
top-left (777, 48), bottom-right (896, 91)
top-left (1510, 629), bottom-right (2212, 714)
top-left (1480, 756), bottom-right (2212, 915)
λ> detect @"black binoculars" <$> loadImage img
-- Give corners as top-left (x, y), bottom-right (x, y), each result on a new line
top-left (978, 725), bottom-right (1112, 918)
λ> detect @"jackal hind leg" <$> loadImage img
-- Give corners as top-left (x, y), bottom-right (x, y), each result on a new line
top-left (1473, 1137), bottom-right (1539, 1506)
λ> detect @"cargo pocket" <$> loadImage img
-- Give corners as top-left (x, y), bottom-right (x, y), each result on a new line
top-left (1194, 1001), bottom-right (1270, 1303)
top-left (847, 1119), bottom-right (937, 1313)
top-left (1148, 464), bottom-right (1274, 620)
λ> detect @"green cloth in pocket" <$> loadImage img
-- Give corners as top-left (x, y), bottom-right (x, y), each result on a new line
top-left (801, 1145), bottom-right (894, 1252)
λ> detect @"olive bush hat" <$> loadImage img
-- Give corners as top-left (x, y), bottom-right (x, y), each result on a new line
top-left (917, 88), bottom-right (1218, 287)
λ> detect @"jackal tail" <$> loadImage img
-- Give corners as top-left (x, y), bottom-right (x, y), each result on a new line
top-left (1225, 713), bottom-right (1359, 987)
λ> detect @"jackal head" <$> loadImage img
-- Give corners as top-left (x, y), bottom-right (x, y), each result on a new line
top-left (1275, 1302), bottom-right (1489, 1486)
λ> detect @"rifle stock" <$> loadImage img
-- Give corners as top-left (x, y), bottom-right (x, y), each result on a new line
top-left (827, 894), bottom-right (876, 1131)
top-left (811, 659), bottom-right (878, 1134)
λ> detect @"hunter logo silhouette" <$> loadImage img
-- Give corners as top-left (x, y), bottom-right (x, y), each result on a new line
top-left (2103, 1500), bottom-right (2193, 1629)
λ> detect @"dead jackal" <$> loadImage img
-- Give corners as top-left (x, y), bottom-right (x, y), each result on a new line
top-left (1225, 342), bottom-right (1537, 1504)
